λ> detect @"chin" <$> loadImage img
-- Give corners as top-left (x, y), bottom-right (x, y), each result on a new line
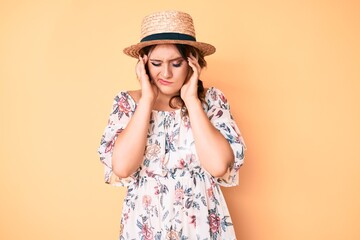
top-left (156, 85), bottom-right (181, 96)
top-left (161, 89), bottom-right (181, 97)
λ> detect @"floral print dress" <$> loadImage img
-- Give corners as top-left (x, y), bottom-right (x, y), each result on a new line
top-left (98, 87), bottom-right (246, 240)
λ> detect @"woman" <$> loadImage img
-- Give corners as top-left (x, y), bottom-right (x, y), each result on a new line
top-left (98, 10), bottom-right (246, 239)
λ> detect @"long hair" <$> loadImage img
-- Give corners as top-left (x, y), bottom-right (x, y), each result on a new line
top-left (139, 44), bottom-right (207, 117)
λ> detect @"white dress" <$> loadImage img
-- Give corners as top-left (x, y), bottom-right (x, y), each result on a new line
top-left (98, 87), bottom-right (246, 240)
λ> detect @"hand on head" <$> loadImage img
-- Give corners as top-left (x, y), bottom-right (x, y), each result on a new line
top-left (136, 55), bottom-right (158, 104)
top-left (181, 52), bottom-right (201, 104)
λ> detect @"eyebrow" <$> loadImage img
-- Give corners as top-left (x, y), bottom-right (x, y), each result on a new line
top-left (149, 57), bottom-right (184, 62)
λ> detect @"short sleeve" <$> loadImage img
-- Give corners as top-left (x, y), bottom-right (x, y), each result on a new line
top-left (97, 92), bottom-right (138, 187)
top-left (205, 87), bottom-right (246, 187)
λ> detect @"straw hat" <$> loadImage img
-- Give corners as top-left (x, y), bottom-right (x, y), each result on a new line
top-left (123, 10), bottom-right (216, 58)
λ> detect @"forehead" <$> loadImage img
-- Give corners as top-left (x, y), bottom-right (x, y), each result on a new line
top-left (149, 44), bottom-right (182, 60)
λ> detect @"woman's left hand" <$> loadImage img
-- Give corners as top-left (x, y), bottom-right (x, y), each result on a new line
top-left (181, 53), bottom-right (201, 104)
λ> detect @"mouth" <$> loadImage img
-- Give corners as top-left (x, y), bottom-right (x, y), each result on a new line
top-left (158, 79), bottom-right (172, 86)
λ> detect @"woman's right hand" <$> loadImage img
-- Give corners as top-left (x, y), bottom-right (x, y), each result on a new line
top-left (136, 55), bottom-right (158, 105)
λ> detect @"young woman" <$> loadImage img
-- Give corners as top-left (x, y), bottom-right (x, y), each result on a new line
top-left (98, 10), bottom-right (246, 240)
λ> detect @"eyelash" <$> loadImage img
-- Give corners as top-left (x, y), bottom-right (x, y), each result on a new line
top-left (173, 62), bottom-right (183, 67)
top-left (150, 61), bottom-right (183, 67)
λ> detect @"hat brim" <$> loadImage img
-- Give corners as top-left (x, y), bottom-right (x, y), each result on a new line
top-left (123, 40), bottom-right (216, 58)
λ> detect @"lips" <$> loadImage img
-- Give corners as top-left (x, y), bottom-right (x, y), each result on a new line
top-left (158, 79), bottom-right (172, 86)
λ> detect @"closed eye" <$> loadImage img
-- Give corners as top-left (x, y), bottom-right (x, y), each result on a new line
top-left (150, 62), bottom-right (161, 67)
top-left (150, 59), bottom-right (184, 67)
top-left (172, 61), bottom-right (183, 67)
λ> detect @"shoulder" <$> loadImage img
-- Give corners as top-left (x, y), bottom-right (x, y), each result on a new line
top-left (113, 90), bottom-right (140, 103)
top-left (127, 89), bottom-right (141, 103)
top-left (205, 87), bottom-right (229, 107)
top-left (112, 90), bottom-right (139, 112)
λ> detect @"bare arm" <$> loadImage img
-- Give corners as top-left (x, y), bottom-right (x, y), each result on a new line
top-left (186, 98), bottom-right (234, 177)
top-left (111, 55), bottom-right (158, 178)
top-left (182, 54), bottom-right (234, 177)
top-left (111, 99), bottom-right (152, 178)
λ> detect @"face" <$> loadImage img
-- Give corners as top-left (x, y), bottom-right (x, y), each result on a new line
top-left (147, 44), bottom-right (190, 97)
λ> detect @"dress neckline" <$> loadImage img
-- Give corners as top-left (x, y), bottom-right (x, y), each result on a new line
top-left (125, 91), bottom-right (182, 114)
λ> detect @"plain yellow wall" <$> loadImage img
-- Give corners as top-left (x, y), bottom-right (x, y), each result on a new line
top-left (1, 0), bottom-right (359, 239)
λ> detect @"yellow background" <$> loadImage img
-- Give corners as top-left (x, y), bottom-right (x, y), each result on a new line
top-left (1, 0), bottom-right (359, 239)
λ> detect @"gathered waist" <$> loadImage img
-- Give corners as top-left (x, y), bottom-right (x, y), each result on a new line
top-left (133, 166), bottom-right (214, 185)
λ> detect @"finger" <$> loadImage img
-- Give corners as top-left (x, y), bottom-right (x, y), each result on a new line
top-left (136, 57), bottom-right (142, 79)
top-left (190, 52), bottom-right (199, 61)
top-left (187, 58), bottom-right (196, 72)
top-left (137, 56), bottom-right (150, 84)
top-left (138, 57), bottom-right (144, 73)
top-left (187, 57), bottom-right (201, 76)
top-left (143, 54), bottom-right (148, 64)
top-left (188, 54), bottom-right (201, 70)
top-left (139, 56), bottom-right (144, 68)
top-left (187, 58), bottom-right (199, 74)
top-left (139, 56), bottom-right (148, 74)
top-left (186, 59), bottom-right (199, 89)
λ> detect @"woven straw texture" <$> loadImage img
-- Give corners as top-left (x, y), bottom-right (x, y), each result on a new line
top-left (123, 10), bottom-right (215, 58)
top-left (140, 11), bottom-right (196, 38)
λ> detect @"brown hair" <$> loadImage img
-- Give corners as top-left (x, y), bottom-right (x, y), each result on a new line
top-left (139, 44), bottom-right (207, 117)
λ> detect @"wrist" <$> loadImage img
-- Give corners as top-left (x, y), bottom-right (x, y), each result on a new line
top-left (138, 97), bottom-right (155, 109)
top-left (184, 97), bottom-right (201, 110)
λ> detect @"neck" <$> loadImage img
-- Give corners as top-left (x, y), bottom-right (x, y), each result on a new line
top-left (153, 92), bottom-right (181, 111)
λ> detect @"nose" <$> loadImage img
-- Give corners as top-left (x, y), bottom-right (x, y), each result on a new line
top-left (161, 64), bottom-right (172, 79)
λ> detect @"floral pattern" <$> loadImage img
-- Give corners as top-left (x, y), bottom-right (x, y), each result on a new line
top-left (98, 87), bottom-right (246, 239)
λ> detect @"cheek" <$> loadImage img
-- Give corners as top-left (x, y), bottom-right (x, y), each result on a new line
top-left (185, 68), bottom-right (192, 80)
top-left (179, 67), bottom-right (190, 82)
top-left (175, 72), bottom-right (187, 85)
top-left (147, 65), bottom-right (157, 79)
